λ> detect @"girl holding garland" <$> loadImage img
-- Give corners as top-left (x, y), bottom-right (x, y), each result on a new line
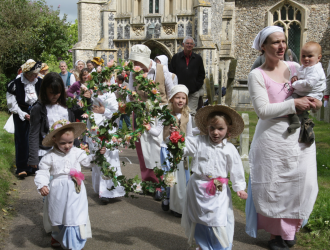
top-left (148, 84), bottom-right (194, 217)
top-left (180, 105), bottom-right (247, 250)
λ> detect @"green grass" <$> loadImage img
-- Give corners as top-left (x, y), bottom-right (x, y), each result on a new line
top-left (0, 112), bottom-right (16, 206)
top-left (231, 112), bottom-right (330, 249)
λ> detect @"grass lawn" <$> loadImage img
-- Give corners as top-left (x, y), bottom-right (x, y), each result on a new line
top-left (232, 111), bottom-right (330, 250)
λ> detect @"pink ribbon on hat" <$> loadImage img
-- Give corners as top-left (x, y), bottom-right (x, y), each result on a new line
top-left (70, 169), bottom-right (85, 186)
top-left (201, 177), bottom-right (229, 196)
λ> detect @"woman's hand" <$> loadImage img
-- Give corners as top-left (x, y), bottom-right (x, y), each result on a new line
top-left (92, 103), bottom-right (105, 114)
top-left (294, 96), bottom-right (317, 111)
top-left (310, 97), bottom-right (322, 111)
top-left (29, 165), bottom-right (38, 168)
top-left (170, 124), bottom-right (178, 133)
top-left (39, 186), bottom-right (49, 196)
top-left (100, 147), bottom-right (106, 155)
top-left (83, 90), bottom-right (91, 99)
top-left (237, 190), bottom-right (248, 200)
top-left (25, 114), bottom-right (30, 121)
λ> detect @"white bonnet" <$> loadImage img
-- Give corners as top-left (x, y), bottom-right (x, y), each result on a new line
top-left (75, 60), bottom-right (86, 67)
top-left (168, 84), bottom-right (189, 102)
top-left (252, 26), bottom-right (284, 51)
top-left (129, 45), bottom-right (152, 69)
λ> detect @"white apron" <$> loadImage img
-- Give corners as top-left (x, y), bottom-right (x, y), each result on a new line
top-left (170, 161), bottom-right (188, 214)
top-left (249, 117), bottom-right (318, 219)
top-left (140, 119), bottom-right (162, 169)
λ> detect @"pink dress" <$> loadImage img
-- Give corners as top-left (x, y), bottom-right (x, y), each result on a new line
top-left (252, 62), bottom-right (307, 240)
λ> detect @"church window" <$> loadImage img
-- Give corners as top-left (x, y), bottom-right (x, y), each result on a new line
top-left (149, 0), bottom-right (160, 14)
top-left (178, 24), bottom-right (184, 38)
top-left (186, 22), bottom-right (192, 37)
top-left (117, 25), bottom-right (123, 39)
top-left (154, 23), bottom-right (161, 38)
top-left (124, 24), bottom-right (130, 39)
top-left (117, 49), bottom-right (122, 62)
top-left (271, 2), bottom-right (305, 60)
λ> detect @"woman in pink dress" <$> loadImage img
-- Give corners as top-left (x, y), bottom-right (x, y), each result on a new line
top-left (245, 26), bottom-right (322, 250)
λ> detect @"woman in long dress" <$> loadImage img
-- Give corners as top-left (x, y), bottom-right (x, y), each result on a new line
top-left (245, 26), bottom-right (322, 250)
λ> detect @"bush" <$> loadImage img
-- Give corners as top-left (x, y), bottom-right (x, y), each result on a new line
top-left (0, 74), bottom-right (9, 111)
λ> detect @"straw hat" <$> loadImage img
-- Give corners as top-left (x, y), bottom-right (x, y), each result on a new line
top-left (195, 105), bottom-right (244, 137)
top-left (129, 44), bottom-right (152, 69)
top-left (40, 63), bottom-right (49, 71)
top-left (42, 119), bottom-right (86, 147)
top-left (21, 59), bottom-right (42, 73)
top-left (91, 57), bottom-right (104, 66)
top-left (168, 84), bottom-right (189, 104)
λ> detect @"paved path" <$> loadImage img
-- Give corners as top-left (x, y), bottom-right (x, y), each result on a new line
top-left (2, 149), bottom-right (302, 250)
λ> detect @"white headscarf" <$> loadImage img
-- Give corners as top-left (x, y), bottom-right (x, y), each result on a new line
top-left (155, 55), bottom-right (168, 66)
top-left (252, 26), bottom-right (284, 51)
top-left (75, 59), bottom-right (86, 67)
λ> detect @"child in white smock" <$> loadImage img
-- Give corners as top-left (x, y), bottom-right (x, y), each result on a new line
top-left (180, 105), bottom-right (247, 250)
top-left (287, 41), bottom-right (326, 133)
top-left (34, 120), bottom-right (106, 250)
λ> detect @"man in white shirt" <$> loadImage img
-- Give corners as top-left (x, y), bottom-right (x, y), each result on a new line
top-left (59, 61), bottom-right (75, 89)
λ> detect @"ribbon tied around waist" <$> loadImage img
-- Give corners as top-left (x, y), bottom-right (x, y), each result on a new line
top-left (70, 169), bottom-right (85, 194)
top-left (201, 177), bottom-right (229, 196)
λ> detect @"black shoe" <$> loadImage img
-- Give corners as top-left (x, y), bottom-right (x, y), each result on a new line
top-left (100, 197), bottom-right (110, 204)
top-left (268, 236), bottom-right (289, 250)
top-left (284, 235), bottom-right (296, 248)
top-left (138, 191), bottom-right (145, 195)
top-left (161, 200), bottom-right (169, 211)
top-left (171, 210), bottom-right (182, 218)
top-left (153, 191), bottom-right (162, 201)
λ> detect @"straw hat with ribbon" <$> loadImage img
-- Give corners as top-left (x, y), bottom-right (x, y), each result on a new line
top-left (21, 59), bottom-right (42, 73)
top-left (42, 119), bottom-right (86, 147)
top-left (195, 105), bottom-right (244, 137)
top-left (91, 57), bottom-right (104, 66)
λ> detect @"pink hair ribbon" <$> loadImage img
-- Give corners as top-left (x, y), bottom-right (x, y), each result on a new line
top-left (201, 177), bottom-right (229, 196)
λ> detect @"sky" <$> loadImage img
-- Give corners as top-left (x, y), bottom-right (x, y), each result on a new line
top-left (45, 0), bottom-right (77, 23)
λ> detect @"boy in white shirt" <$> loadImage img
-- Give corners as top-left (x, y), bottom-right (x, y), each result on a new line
top-left (287, 41), bottom-right (326, 133)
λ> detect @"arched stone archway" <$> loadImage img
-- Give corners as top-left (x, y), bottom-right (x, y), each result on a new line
top-left (142, 40), bottom-right (173, 63)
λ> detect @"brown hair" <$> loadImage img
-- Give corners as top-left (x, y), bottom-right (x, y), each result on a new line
top-left (79, 68), bottom-right (89, 83)
top-left (168, 93), bottom-right (190, 117)
top-left (39, 72), bottom-right (67, 106)
top-left (207, 112), bottom-right (232, 138)
top-left (54, 127), bottom-right (75, 140)
top-left (302, 41), bottom-right (322, 54)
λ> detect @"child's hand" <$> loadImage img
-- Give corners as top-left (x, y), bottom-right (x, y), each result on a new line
top-left (92, 103), bottom-right (105, 114)
top-left (39, 186), bottom-right (49, 196)
top-left (99, 147), bottom-right (106, 155)
top-left (237, 190), bottom-right (248, 200)
top-left (83, 90), bottom-right (91, 99)
top-left (170, 124), bottom-right (178, 133)
top-left (291, 76), bottom-right (298, 84)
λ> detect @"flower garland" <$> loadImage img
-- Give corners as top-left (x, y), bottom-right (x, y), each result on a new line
top-left (67, 60), bottom-right (185, 197)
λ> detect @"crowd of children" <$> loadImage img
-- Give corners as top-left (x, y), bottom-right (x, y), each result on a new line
top-left (4, 26), bottom-right (330, 249)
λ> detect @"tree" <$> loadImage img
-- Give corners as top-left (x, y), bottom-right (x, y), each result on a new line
top-left (0, 0), bottom-right (72, 77)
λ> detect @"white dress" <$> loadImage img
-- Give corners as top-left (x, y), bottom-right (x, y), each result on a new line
top-left (181, 136), bottom-right (246, 247)
top-left (90, 92), bottom-right (125, 198)
top-left (248, 65), bottom-right (318, 219)
top-left (149, 113), bottom-right (194, 213)
top-left (34, 147), bottom-right (93, 239)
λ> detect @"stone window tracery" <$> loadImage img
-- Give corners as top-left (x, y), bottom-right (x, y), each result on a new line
top-left (125, 24), bottom-right (130, 39)
top-left (149, 0), bottom-right (159, 14)
top-left (186, 22), bottom-right (192, 37)
top-left (268, 0), bottom-right (308, 61)
top-left (117, 25), bottom-right (123, 39)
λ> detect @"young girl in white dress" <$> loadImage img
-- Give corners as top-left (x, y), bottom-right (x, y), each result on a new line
top-left (148, 85), bottom-right (193, 217)
top-left (180, 105), bottom-right (248, 250)
top-left (35, 120), bottom-right (106, 250)
top-left (90, 90), bottom-right (125, 203)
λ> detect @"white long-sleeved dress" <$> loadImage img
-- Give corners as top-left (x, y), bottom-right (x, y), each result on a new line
top-left (181, 136), bottom-right (246, 247)
top-left (90, 92), bottom-right (125, 198)
top-left (34, 147), bottom-right (94, 240)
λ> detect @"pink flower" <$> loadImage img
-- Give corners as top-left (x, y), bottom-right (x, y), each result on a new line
top-left (81, 85), bottom-right (88, 91)
top-left (91, 126), bottom-right (99, 131)
top-left (78, 100), bottom-right (84, 107)
top-left (143, 123), bottom-right (151, 131)
top-left (118, 138), bottom-right (123, 143)
top-left (112, 137), bottom-right (118, 143)
top-left (132, 91), bottom-right (137, 96)
top-left (151, 88), bottom-right (159, 94)
top-left (142, 73), bottom-right (148, 78)
top-left (124, 61), bottom-right (129, 66)
top-left (97, 66), bottom-right (102, 73)
top-left (118, 84), bottom-right (122, 88)
top-left (81, 113), bottom-right (89, 119)
top-left (40, 8), bottom-right (42, 12)
top-left (125, 134), bottom-right (132, 142)
top-left (133, 66), bottom-right (142, 72)
top-left (58, 5), bottom-right (60, 8)
top-left (90, 89), bottom-right (94, 94)
top-left (107, 60), bottom-right (114, 68)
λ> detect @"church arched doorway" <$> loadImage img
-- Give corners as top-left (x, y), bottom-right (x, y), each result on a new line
top-left (143, 40), bottom-right (173, 64)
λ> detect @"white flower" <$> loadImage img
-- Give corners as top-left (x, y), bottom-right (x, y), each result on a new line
top-left (325, 221), bottom-right (329, 225)
top-left (103, 82), bottom-right (108, 87)
top-left (164, 172), bottom-right (176, 187)
top-left (146, 99), bottom-right (154, 112)
top-left (132, 182), bottom-right (142, 192)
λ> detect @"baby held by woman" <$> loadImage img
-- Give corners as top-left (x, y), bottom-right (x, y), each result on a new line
top-left (287, 41), bottom-right (326, 134)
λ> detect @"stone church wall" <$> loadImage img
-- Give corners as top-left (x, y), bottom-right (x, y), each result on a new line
top-left (234, 0), bottom-right (330, 80)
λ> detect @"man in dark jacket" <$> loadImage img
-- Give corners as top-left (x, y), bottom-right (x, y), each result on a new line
top-left (170, 36), bottom-right (205, 116)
